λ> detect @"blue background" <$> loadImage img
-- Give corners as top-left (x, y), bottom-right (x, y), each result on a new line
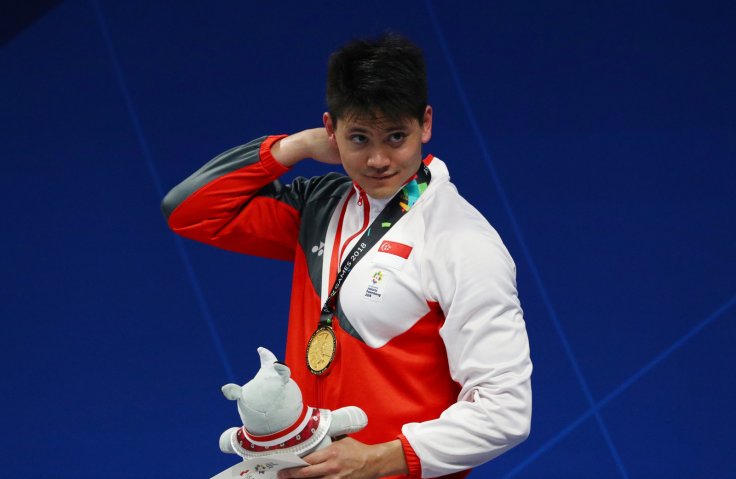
top-left (2, 1), bottom-right (735, 477)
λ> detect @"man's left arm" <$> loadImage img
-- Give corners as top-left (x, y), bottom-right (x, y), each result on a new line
top-left (398, 226), bottom-right (533, 478)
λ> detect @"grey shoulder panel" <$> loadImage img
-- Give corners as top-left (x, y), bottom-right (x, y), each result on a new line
top-left (297, 174), bottom-right (352, 301)
top-left (295, 174), bottom-right (365, 343)
top-left (160, 136), bottom-right (266, 219)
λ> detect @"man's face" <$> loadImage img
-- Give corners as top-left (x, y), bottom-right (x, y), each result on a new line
top-left (324, 106), bottom-right (433, 199)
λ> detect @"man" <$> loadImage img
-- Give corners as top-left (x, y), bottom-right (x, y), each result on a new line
top-left (162, 34), bottom-right (531, 479)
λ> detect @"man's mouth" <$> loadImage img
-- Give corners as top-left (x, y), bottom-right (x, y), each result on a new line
top-left (367, 172), bottom-right (397, 180)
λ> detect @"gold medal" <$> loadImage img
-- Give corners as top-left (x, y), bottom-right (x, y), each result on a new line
top-left (306, 325), bottom-right (337, 375)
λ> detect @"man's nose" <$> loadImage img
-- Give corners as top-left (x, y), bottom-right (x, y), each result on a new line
top-left (367, 149), bottom-right (390, 169)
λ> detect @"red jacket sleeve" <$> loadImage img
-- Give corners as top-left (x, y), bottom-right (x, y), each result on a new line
top-left (161, 135), bottom-right (301, 260)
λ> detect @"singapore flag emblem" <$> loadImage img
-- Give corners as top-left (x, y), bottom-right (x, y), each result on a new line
top-left (378, 240), bottom-right (412, 259)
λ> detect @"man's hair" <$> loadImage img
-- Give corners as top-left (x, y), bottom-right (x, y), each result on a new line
top-left (326, 33), bottom-right (428, 126)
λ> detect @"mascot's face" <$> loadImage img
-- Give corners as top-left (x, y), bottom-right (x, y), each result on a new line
top-left (222, 347), bottom-right (303, 435)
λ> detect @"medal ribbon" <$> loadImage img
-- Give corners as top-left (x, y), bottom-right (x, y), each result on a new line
top-left (318, 161), bottom-right (432, 326)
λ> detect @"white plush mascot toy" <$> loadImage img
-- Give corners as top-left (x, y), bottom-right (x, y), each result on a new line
top-left (219, 347), bottom-right (368, 459)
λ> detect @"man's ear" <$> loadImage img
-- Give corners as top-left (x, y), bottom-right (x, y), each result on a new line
top-left (323, 112), bottom-right (337, 144)
top-left (421, 105), bottom-right (433, 144)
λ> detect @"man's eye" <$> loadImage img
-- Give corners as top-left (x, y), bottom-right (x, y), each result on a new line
top-left (388, 132), bottom-right (406, 143)
top-left (351, 134), bottom-right (368, 144)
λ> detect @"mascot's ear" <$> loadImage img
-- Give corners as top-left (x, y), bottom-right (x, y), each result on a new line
top-left (257, 347), bottom-right (278, 366)
top-left (221, 383), bottom-right (242, 401)
top-left (273, 362), bottom-right (291, 384)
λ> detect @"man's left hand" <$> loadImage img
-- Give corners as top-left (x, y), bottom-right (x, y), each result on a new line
top-left (277, 437), bottom-right (408, 479)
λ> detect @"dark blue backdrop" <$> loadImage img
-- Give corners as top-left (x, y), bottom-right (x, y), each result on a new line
top-left (2, 1), bottom-right (734, 477)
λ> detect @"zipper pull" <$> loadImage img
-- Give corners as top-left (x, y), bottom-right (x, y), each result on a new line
top-left (357, 192), bottom-right (365, 206)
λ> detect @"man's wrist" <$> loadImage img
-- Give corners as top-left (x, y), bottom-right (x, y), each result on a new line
top-left (270, 130), bottom-right (314, 167)
top-left (371, 439), bottom-right (409, 477)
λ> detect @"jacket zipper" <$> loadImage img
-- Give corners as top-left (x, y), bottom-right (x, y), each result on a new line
top-left (316, 188), bottom-right (370, 408)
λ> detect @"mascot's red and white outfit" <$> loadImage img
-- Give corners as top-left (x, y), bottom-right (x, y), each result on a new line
top-left (220, 347), bottom-right (367, 458)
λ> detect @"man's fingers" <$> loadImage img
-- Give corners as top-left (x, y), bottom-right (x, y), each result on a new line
top-left (302, 445), bottom-right (335, 465)
top-left (278, 462), bottom-right (331, 479)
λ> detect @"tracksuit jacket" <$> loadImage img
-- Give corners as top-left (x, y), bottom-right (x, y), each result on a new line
top-left (161, 135), bottom-right (532, 478)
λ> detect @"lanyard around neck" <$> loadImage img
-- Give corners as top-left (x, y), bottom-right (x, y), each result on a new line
top-left (319, 161), bottom-right (432, 324)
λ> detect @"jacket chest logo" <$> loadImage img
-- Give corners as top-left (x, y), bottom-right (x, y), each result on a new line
top-left (364, 270), bottom-right (386, 302)
top-left (311, 242), bottom-right (325, 256)
top-left (378, 240), bottom-right (412, 259)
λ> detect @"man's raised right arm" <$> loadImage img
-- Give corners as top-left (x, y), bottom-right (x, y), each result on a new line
top-left (160, 130), bottom-right (338, 260)
top-left (269, 127), bottom-right (341, 167)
